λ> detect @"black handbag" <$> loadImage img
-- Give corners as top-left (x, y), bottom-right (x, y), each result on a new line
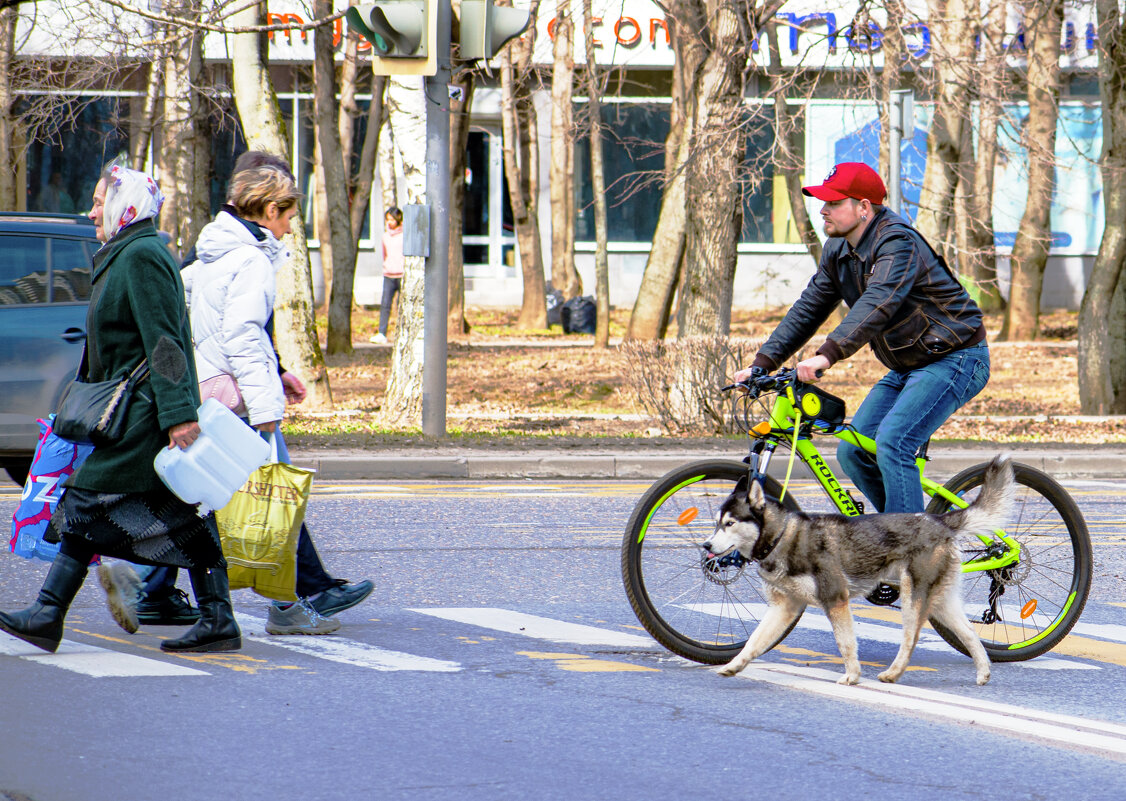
top-left (53, 350), bottom-right (150, 447)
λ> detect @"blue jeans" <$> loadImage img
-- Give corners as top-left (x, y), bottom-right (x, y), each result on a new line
top-left (378, 277), bottom-right (401, 336)
top-left (836, 343), bottom-right (990, 514)
top-left (142, 429), bottom-right (337, 599)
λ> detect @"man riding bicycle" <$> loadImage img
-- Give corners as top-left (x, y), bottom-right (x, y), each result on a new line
top-left (735, 162), bottom-right (990, 516)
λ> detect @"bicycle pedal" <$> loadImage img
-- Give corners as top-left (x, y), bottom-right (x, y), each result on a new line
top-left (865, 583), bottom-right (900, 606)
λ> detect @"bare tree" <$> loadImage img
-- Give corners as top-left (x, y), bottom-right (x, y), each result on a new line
top-left (0, 5), bottom-right (18, 208)
top-left (1079, 0), bottom-right (1126, 413)
top-left (160, 0), bottom-right (208, 256)
top-left (549, 0), bottom-right (580, 300)
top-left (1003, 0), bottom-right (1063, 340)
top-left (580, 0), bottom-right (609, 347)
top-left (229, 0), bottom-right (332, 409)
top-left (448, 64), bottom-right (475, 341)
top-left (498, 1), bottom-right (546, 330)
top-left (313, 0), bottom-right (358, 355)
top-left (678, 0), bottom-right (786, 339)
top-left (625, 0), bottom-right (708, 340)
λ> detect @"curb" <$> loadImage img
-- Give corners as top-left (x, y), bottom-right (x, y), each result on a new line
top-left (289, 449), bottom-right (1126, 482)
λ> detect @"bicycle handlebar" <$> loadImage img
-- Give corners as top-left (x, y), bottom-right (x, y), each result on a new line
top-left (722, 367), bottom-right (820, 398)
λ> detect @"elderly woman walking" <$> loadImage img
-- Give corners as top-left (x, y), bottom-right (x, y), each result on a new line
top-left (0, 164), bottom-right (241, 654)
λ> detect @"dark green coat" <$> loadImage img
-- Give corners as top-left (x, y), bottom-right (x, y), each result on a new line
top-left (67, 220), bottom-right (200, 492)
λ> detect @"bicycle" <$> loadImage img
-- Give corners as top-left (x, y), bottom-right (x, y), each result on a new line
top-left (621, 367), bottom-right (1092, 666)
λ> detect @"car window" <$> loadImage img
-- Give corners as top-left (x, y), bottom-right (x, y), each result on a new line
top-left (0, 234), bottom-right (93, 305)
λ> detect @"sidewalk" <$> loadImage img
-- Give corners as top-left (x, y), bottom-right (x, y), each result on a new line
top-left (287, 444), bottom-right (1126, 481)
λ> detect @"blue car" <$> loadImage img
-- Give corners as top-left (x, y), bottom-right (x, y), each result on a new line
top-left (0, 213), bottom-right (100, 484)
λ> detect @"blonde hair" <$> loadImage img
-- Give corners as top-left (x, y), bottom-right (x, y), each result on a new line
top-left (227, 166), bottom-right (299, 220)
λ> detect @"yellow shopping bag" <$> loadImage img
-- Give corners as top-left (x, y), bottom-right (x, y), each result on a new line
top-left (216, 451), bottom-right (314, 602)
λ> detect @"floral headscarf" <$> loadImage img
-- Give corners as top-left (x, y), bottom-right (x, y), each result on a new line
top-left (103, 165), bottom-right (164, 240)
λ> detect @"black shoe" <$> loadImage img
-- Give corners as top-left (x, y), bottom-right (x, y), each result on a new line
top-left (0, 553), bottom-right (88, 653)
top-left (308, 580), bottom-right (374, 618)
top-left (137, 588), bottom-right (201, 626)
top-left (160, 568), bottom-right (241, 653)
top-left (865, 583), bottom-right (900, 606)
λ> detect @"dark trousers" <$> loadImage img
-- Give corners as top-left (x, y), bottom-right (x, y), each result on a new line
top-left (378, 277), bottom-right (401, 336)
top-left (141, 523), bottom-right (335, 599)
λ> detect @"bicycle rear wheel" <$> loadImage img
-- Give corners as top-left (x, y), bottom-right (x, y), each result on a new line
top-left (925, 461), bottom-right (1092, 662)
top-left (621, 460), bottom-right (803, 665)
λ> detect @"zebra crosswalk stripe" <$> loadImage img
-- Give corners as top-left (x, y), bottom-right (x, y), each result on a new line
top-left (236, 613), bottom-right (461, 672)
top-left (0, 631), bottom-right (208, 677)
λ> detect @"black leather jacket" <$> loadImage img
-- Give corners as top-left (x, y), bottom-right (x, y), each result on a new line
top-left (755, 206), bottom-right (985, 373)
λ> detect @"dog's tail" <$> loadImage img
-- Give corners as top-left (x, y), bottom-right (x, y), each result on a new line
top-left (946, 456), bottom-right (1015, 537)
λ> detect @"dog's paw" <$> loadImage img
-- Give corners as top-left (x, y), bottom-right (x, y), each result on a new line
top-left (837, 672), bottom-right (861, 686)
top-left (876, 670), bottom-right (899, 684)
top-left (976, 670), bottom-right (991, 686)
top-left (715, 664), bottom-right (740, 677)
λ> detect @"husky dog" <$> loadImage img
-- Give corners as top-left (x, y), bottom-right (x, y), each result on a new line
top-left (702, 456), bottom-right (1015, 686)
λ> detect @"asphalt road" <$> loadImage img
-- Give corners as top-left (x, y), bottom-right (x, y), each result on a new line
top-left (2, 478), bottom-right (1126, 801)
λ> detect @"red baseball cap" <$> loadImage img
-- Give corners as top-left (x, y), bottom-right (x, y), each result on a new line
top-left (802, 162), bottom-right (887, 204)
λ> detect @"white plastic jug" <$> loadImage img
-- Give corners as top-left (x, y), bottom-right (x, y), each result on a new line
top-left (154, 398), bottom-right (271, 514)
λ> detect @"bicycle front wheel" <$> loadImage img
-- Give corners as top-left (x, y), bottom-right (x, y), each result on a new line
top-left (621, 460), bottom-right (803, 665)
top-left (925, 461), bottom-right (1092, 662)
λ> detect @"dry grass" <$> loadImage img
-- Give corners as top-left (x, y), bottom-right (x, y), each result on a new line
top-left (287, 306), bottom-right (1125, 448)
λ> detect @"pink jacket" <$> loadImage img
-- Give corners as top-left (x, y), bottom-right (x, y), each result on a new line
top-left (382, 228), bottom-right (404, 278)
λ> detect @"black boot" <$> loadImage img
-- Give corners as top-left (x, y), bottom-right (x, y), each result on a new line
top-left (0, 553), bottom-right (88, 653)
top-left (160, 567), bottom-right (241, 653)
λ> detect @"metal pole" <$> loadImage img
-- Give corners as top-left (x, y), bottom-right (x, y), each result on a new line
top-left (422, 0), bottom-right (451, 437)
top-left (888, 99), bottom-right (903, 215)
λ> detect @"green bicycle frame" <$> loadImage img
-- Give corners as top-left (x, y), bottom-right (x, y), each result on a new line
top-left (758, 383), bottom-right (1020, 574)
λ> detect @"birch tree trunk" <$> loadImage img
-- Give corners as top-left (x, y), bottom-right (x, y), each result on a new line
top-left (315, 0), bottom-right (358, 355)
top-left (877, 0), bottom-right (907, 180)
top-left (381, 76), bottom-right (428, 427)
top-left (0, 6), bottom-right (19, 208)
top-left (625, 0), bottom-right (707, 340)
top-left (1003, 0), bottom-right (1063, 341)
top-left (1079, 0), bottom-right (1126, 413)
top-left (229, 0), bottom-right (332, 409)
top-left (550, 1), bottom-right (580, 299)
top-left (499, 24), bottom-right (547, 331)
top-left (448, 70), bottom-right (475, 340)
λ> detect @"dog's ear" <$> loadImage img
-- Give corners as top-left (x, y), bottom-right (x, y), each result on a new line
top-left (733, 474), bottom-right (750, 499)
top-left (747, 478), bottom-right (766, 512)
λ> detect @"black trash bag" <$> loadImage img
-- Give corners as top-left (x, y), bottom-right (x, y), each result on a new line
top-left (545, 283), bottom-right (565, 328)
top-left (561, 296), bottom-right (597, 334)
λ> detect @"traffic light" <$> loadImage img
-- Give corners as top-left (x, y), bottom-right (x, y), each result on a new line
top-left (458, 0), bottom-right (531, 61)
top-left (347, 1), bottom-right (436, 76)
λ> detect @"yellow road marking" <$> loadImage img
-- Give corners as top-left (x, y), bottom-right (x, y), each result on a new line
top-left (518, 650), bottom-right (658, 672)
top-left (773, 644), bottom-right (934, 672)
top-left (853, 605), bottom-right (1126, 667)
top-left (71, 627), bottom-right (304, 673)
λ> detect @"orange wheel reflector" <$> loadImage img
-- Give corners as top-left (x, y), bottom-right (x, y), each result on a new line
top-left (1021, 600), bottom-right (1038, 619)
top-left (677, 508), bottom-right (699, 525)
top-left (752, 421), bottom-right (772, 436)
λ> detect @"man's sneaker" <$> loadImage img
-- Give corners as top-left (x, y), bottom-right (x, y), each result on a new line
top-left (97, 561), bottom-right (142, 634)
top-left (137, 588), bottom-right (201, 626)
top-left (369, 332), bottom-right (388, 344)
top-left (266, 599), bottom-right (342, 635)
top-left (308, 580), bottom-right (375, 618)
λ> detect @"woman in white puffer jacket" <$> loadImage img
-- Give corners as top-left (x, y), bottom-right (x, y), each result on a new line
top-left (182, 167), bottom-right (294, 430)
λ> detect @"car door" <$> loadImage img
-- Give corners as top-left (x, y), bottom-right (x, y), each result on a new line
top-left (0, 232), bottom-right (94, 456)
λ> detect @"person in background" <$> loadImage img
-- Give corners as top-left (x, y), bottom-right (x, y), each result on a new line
top-left (369, 206), bottom-right (403, 345)
top-left (0, 164), bottom-right (241, 654)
